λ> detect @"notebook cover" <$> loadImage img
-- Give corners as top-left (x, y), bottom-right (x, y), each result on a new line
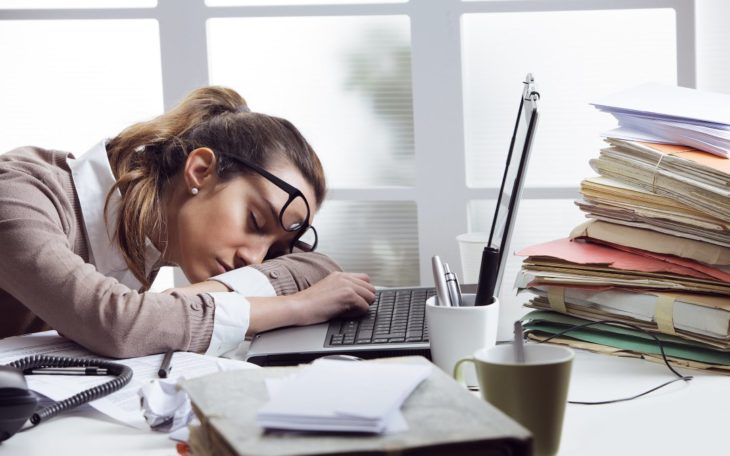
top-left (181, 356), bottom-right (532, 456)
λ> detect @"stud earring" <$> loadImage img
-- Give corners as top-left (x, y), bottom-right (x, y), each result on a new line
top-left (191, 187), bottom-right (199, 196)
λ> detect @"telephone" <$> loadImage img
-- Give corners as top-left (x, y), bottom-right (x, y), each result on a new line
top-left (0, 355), bottom-right (132, 442)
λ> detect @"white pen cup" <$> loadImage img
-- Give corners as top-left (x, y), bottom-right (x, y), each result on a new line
top-left (426, 294), bottom-right (499, 387)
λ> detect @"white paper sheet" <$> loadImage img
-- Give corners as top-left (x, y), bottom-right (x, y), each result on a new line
top-left (0, 331), bottom-right (258, 430)
top-left (593, 83), bottom-right (730, 157)
top-left (256, 359), bottom-right (430, 434)
top-left (264, 377), bottom-right (409, 434)
top-left (591, 82), bottom-right (730, 128)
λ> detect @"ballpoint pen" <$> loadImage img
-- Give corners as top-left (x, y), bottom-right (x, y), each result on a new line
top-left (443, 263), bottom-right (463, 307)
top-left (158, 350), bottom-right (173, 379)
top-left (431, 255), bottom-right (452, 306)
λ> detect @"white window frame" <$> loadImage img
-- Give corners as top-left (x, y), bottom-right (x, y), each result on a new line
top-left (3, 0), bottom-right (695, 285)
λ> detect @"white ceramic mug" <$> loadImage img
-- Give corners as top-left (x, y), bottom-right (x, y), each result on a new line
top-left (425, 293), bottom-right (499, 387)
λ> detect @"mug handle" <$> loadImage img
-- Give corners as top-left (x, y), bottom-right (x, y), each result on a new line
top-left (453, 357), bottom-right (475, 385)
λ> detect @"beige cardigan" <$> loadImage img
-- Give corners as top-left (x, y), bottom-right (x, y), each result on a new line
top-left (0, 146), bottom-right (339, 358)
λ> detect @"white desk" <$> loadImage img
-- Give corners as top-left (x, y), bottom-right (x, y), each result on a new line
top-left (560, 350), bottom-right (728, 455)
top-left (2, 406), bottom-right (173, 456)
top-left (3, 349), bottom-right (728, 455)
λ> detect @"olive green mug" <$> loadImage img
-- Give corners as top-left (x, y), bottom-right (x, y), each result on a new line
top-left (454, 344), bottom-right (574, 456)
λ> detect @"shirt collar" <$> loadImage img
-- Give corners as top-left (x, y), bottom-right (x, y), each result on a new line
top-left (67, 140), bottom-right (162, 290)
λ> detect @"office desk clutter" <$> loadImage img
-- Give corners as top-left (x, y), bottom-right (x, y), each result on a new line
top-left (0, 331), bottom-right (257, 433)
top-left (181, 357), bottom-right (532, 456)
top-left (517, 83), bottom-right (730, 374)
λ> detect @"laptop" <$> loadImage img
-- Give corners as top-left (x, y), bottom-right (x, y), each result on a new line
top-left (245, 74), bottom-right (540, 366)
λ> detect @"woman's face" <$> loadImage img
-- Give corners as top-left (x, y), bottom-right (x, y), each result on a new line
top-left (169, 149), bottom-right (318, 283)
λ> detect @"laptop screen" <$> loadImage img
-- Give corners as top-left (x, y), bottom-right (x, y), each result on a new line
top-left (487, 74), bottom-right (540, 293)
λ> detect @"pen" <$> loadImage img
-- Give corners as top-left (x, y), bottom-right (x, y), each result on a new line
top-left (474, 246), bottom-right (500, 306)
top-left (27, 367), bottom-right (109, 376)
top-left (443, 263), bottom-right (463, 307)
top-left (431, 255), bottom-right (452, 306)
top-left (158, 350), bottom-right (173, 379)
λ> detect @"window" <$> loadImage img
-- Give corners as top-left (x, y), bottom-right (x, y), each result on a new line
top-left (461, 6), bottom-right (679, 337)
top-left (207, 15), bottom-right (413, 189)
top-left (207, 14), bottom-right (416, 285)
top-left (0, 0), bottom-right (698, 336)
top-left (0, 19), bottom-right (163, 154)
top-left (462, 9), bottom-right (677, 188)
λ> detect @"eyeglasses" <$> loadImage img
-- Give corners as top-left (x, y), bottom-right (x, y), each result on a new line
top-left (220, 153), bottom-right (318, 254)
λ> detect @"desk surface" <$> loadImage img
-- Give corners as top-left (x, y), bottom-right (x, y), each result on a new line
top-left (4, 349), bottom-right (728, 456)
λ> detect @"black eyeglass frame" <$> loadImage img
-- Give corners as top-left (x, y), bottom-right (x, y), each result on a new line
top-left (219, 152), bottom-right (319, 253)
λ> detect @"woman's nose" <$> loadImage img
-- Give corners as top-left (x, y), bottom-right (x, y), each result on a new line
top-left (235, 243), bottom-right (269, 267)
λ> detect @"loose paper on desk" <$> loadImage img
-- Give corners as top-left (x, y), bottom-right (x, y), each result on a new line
top-left (0, 331), bottom-right (257, 430)
top-left (256, 359), bottom-right (431, 434)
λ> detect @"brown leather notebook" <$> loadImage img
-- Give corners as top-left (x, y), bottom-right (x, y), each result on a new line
top-left (181, 356), bottom-right (532, 456)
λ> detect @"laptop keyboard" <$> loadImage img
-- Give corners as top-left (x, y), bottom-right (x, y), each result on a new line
top-left (325, 288), bottom-right (435, 347)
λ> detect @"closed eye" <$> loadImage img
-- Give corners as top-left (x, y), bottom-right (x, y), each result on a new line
top-left (249, 212), bottom-right (263, 233)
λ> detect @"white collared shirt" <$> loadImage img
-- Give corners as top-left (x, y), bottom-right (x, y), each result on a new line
top-left (67, 140), bottom-right (276, 356)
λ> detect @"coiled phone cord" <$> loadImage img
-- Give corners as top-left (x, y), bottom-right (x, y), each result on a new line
top-left (8, 355), bottom-right (133, 425)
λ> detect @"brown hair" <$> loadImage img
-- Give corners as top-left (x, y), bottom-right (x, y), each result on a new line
top-left (105, 86), bottom-right (326, 289)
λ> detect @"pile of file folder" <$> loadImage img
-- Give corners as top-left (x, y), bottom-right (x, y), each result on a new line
top-left (517, 83), bottom-right (730, 373)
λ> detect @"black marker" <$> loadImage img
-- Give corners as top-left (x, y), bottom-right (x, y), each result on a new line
top-left (158, 350), bottom-right (173, 378)
top-left (474, 247), bottom-right (499, 306)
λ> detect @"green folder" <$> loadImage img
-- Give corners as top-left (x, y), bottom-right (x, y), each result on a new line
top-left (521, 310), bottom-right (730, 366)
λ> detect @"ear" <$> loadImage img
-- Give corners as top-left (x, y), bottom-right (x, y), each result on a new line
top-left (183, 148), bottom-right (218, 192)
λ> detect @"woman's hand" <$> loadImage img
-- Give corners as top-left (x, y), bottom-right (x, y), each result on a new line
top-left (288, 271), bottom-right (375, 326)
top-left (162, 280), bottom-right (231, 295)
top-left (246, 271), bottom-right (375, 335)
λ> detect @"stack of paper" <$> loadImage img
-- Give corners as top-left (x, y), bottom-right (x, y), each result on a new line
top-left (588, 138), bottom-right (730, 223)
top-left (576, 176), bottom-right (730, 247)
top-left (256, 359), bottom-right (431, 434)
top-left (514, 83), bottom-right (730, 372)
top-left (591, 83), bottom-right (730, 157)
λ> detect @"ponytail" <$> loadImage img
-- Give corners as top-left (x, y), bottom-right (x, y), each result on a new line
top-left (105, 87), bottom-right (249, 289)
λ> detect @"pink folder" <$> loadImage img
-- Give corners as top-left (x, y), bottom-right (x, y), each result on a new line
top-left (516, 238), bottom-right (730, 283)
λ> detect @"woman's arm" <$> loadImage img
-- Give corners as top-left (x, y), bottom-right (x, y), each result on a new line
top-left (0, 152), bottom-right (215, 358)
top-left (167, 251), bottom-right (344, 295)
top-left (167, 253), bottom-right (376, 335)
